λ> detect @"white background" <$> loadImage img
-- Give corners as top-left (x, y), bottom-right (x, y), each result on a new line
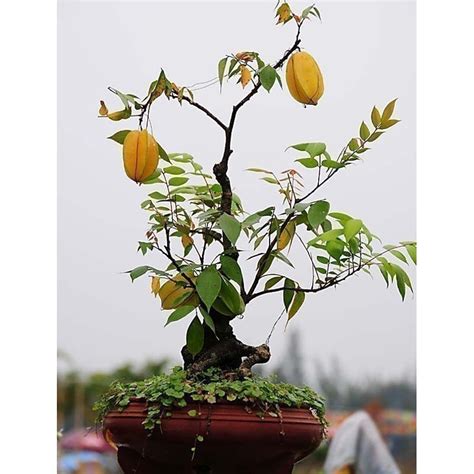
top-left (2, 0), bottom-right (474, 472)
top-left (58, 0), bottom-right (416, 381)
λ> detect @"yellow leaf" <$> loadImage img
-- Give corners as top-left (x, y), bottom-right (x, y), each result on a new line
top-left (151, 277), bottom-right (161, 297)
top-left (277, 220), bottom-right (296, 251)
top-left (181, 234), bottom-right (194, 248)
top-left (98, 100), bottom-right (108, 116)
top-left (240, 66), bottom-right (252, 88)
top-left (276, 3), bottom-right (292, 24)
top-left (107, 108), bottom-right (131, 121)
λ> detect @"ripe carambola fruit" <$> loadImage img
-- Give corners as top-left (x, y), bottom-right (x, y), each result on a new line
top-left (158, 275), bottom-right (199, 310)
top-left (122, 130), bottom-right (159, 183)
top-left (286, 51), bottom-right (324, 106)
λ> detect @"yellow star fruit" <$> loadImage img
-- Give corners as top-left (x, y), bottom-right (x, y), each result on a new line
top-left (122, 129), bottom-right (159, 183)
top-left (286, 51), bottom-right (324, 106)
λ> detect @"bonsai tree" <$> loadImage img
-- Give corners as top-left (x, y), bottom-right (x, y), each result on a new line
top-left (98, 2), bottom-right (415, 381)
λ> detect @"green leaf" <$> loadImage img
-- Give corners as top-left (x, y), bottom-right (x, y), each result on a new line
top-left (306, 143), bottom-right (326, 157)
top-left (261, 177), bottom-right (279, 184)
top-left (158, 144), bottom-right (170, 163)
top-left (257, 253), bottom-right (274, 274)
top-left (289, 142), bottom-right (326, 157)
top-left (218, 213), bottom-right (241, 245)
top-left (169, 177), bottom-right (189, 186)
top-left (380, 119), bottom-right (400, 130)
top-left (344, 219), bottom-right (363, 242)
top-left (218, 57), bottom-right (227, 90)
top-left (165, 306), bottom-right (195, 326)
top-left (187, 409), bottom-right (198, 417)
top-left (395, 268), bottom-right (406, 300)
top-left (186, 316), bottom-right (204, 356)
top-left (378, 265), bottom-right (390, 287)
top-left (406, 244), bottom-right (417, 264)
top-left (392, 264), bottom-right (413, 295)
top-left (348, 138), bottom-right (359, 151)
top-left (265, 275), bottom-right (284, 290)
top-left (219, 279), bottom-right (245, 315)
top-left (129, 266), bottom-right (149, 281)
top-left (283, 278), bottom-right (295, 311)
top-left (296, 157), bottom-right (318, 168)
top-left (138, 241), bottom-right (153, 255)
top-left (148, 191), bottom-right (167, 200)
top-left (274, 251), bottom-right (294, 268)
top-left (391, 249), bottom-right (408, 264)
top-left (246, 167), bottom-right (272, 174)
top-left (274, 70), bottom-right (283, 88)
top-left (196, 266), bottom-right (221, 311)
top-left (199, 307), bottom-right (216, 335)
top-left (326, 239), bottom-right (345, 262)
top-left (164, 166), bottom-right (185, 175)
top-left (329, 212), bottom-right (353, 222)
top-left (371, 107), bottom-right (381, 127)
top-left (368, 131), bottom-right (384, 142)
top-left (220, 255), bottom-right (243, 285)
top-left (307, 201), bottom-right (330, 230)
top-left (382, 99), bottom-right (397, 122)
top-left (308, 228), bottom-right (344, 245)
top-left (228, 58), bottom-right (238, 77)
top-left (289, 143), bottom-right (310, 152)
top-left (142, 169), bottom-right (162, 184)
top-left (259, 65), bottom-right (276, 92)
top-left (288, 290), bottom-right (305, 321)
top-left (322, 159), bottom-right (345, 169)
top-left (359, 121), bottom-right (370, 141)
top-left (108, 130), bottom-right (131, 144)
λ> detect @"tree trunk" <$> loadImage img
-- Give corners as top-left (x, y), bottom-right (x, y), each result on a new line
top-left (181, 311), bottom-right (270, 378)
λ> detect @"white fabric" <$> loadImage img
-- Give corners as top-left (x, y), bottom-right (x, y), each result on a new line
top-left (323, 411), bottom-right (400, 474)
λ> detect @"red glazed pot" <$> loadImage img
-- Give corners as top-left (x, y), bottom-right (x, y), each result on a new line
top-left (104, 398), bottom-right (325, 474)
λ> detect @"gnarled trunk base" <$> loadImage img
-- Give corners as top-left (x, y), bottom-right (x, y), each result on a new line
top-left (181, 315), bottom-right (270, 378)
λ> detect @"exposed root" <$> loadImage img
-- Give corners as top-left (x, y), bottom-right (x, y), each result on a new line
top-left (183, 338), bottom-right (271, 379)
top-left (238, 344), bottom-right (271, 378)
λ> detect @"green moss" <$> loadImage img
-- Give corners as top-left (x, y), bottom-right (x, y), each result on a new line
top-left (94, 366), bottom-right (327, 431)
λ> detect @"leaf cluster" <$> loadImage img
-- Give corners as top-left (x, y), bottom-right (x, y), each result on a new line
top-left (117, 101), bottom-right (415, 356)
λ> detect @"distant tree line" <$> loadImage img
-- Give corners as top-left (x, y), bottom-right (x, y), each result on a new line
top-left (266, 331), bottom-right (416, 411)
top-left (57, 356), bottom-right (168, 430)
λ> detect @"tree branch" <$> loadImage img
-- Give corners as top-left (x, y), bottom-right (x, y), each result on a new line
top-left (212, 24), bottom-right (304, 253)
top-left (172, 93), bottom-right (228, 131)
top-left (155, 224), bottom-right (196, 290)
top-left (246, 243), bottom-right (412, 302)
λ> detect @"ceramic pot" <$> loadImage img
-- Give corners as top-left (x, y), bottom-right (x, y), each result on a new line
top-left (104, 398), bottom-right (325, 474)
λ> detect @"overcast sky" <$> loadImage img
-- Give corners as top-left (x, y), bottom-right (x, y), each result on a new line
top-left (58, 0), bottom-right (415, 382)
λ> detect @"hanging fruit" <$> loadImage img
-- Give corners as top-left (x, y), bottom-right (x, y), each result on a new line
top-left (122, 130), bottom-right (159, 183)
top-left (286, 51), bottom-right (324, 106)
